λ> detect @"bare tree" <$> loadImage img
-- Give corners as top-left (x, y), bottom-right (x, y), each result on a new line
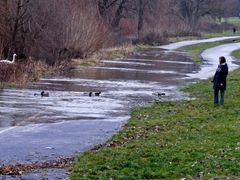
top-left (0, 0), bottom-right (30, 58)
top-left (170, 0), bottom-right (238, 31)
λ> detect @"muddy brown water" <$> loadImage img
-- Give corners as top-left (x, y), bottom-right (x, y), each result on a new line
top-left (0, 48), bottom-right (200, 179)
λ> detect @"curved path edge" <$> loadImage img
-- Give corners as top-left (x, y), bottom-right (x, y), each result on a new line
top-left (159, 36), bottom-right (240, 50)
top-left (159, 36), bottom-right (240, 80)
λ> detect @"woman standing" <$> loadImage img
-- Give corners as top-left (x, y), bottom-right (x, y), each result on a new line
top-left (212, 56), bottom-right (228, 106)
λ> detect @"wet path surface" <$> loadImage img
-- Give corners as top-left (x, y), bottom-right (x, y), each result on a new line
top-left (0, 37), bottom-right (239, 179)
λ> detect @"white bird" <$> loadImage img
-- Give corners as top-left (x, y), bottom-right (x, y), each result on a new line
top-left (0, 53), bottom-right (17, 64)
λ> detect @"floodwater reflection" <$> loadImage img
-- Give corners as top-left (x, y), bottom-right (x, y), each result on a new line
top-left (0, 48), bottom-right (200, 129)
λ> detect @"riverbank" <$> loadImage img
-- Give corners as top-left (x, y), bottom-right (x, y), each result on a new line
top-left (0, 60), bottom-right (66, 89)
top-left (71, 47), bottom-right (240, 178)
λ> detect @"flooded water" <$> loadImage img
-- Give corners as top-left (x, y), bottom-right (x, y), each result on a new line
top-left (0, 49), bottom-right (199, 130)
top-left (2, 39), bottom-right (230, 179)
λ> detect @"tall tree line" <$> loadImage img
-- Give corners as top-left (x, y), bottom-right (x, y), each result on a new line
top-left (0, 0), bottom-right (238, 63)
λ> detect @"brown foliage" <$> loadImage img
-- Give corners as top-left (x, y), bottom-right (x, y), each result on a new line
top-left (0, 60), bottom-right (53, 87)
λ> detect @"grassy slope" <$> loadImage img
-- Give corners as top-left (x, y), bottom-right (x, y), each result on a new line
top-left (71, 42), bottom-right (240, 179)
top-left (232, 49), bottom-right (240, 59)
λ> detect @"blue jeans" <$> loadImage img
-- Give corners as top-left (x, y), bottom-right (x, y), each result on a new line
top-left (214, 89), bottom-right (224, 105)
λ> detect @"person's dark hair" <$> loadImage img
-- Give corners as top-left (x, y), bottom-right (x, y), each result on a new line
top-left (219, 56), bottom-right (226, 64)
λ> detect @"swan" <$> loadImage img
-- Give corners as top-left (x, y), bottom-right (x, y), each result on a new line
top-left (0, 53), bottom-right (17, 64)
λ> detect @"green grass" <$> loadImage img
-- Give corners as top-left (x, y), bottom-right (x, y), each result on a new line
top-left (178, 39), bottom-right (240, 63)
top-left (232, 49), bottom-right (240, 59)
top-left (178, 41), bottom-right (224, 63)
top-left (71, 44), bottom-right (240, 179)
top-left (168, 30), bottom-right (238, 43)
top-left (222, 17), bottom-right (240, 25)
top-left (71, 69), bottom-right (240, 179)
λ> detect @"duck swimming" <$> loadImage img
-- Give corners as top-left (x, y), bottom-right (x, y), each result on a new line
top-left (158, 93), bottom-right (166, 97)
top-left (41, 91), bottom-right (49, 97)
top-left (95, 92), bottom-right (101, 96)
top-left (88, 92), bottom-right (101, 97)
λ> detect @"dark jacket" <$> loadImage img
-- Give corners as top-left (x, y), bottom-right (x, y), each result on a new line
top-left (213, 63), bottom-right (228, 91)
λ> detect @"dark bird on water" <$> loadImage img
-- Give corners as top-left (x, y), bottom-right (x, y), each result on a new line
top-left (158, 93), bottom-right (166, 97)
top-left (34, 91), bottom-right (49, 97)
top-left (95, 92), bottom-right (101, 96)
top-left (41, 91), bottom-right (49, 97)
top-left (89, 92), bottom-right (101, 97)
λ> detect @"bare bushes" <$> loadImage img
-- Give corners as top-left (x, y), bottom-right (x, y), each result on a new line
top-left (136, 16), bottom-right (198, 45)
top-left (64, 2), bottom-right (113, 59)
top-left (0, 0), bottom-right (114, 65)
top-left (31, 0), bottom-right (114, 63)
top-left (0, 60), bottom-right (60, 87)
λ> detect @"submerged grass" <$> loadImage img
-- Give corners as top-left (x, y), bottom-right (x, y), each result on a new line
top-left (71, 41), bottom-right (240, 179)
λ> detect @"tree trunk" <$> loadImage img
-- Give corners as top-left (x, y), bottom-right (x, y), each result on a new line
top-left (111, 0), bottom-right (127, 28)
top-left (138, 0), bottom-right (144, 38)
top-left (11, 0), bottom-right (22, 54)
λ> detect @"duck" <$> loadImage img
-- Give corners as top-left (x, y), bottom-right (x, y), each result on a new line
top-left (158, 93), bottom-right (166, 97)
top-left (41, 91), bottom-right (49, 97)
top-left (88, 92), bottom-right (101, 97)
top-left (95, 92), bottom-right (101, 96)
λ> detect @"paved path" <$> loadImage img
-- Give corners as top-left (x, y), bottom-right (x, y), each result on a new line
top-left (160, 36), bottom-right (240, 80)
top-left (159, 36), bottom-right (240, 50)
top-left (188, 43), bottom-right (240, 79)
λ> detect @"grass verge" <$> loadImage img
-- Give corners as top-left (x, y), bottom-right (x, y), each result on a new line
top-left (71, 46), bottom-right (240, 179)
top-left (232, 49), bottom-right (240, 59)
top-left (168, 30), bottom-right (238, 43)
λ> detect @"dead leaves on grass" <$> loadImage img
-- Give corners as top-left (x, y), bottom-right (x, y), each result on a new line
top-left (93, 125), bottom-right (163, 151)
top-left (0, 157), bottom-right (74, 176)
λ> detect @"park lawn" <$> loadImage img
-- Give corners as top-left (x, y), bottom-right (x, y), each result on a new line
top-left (71, 61), bottom-right (240, 178)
